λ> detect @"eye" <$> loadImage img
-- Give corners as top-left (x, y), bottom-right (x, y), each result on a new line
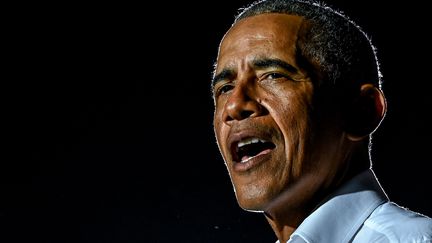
top-left (264, 72), bottom-right (287, 80)
top-left (216, 84), bottom-right (234, 96)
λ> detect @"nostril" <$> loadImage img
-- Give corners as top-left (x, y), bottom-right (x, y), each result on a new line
top-left (240, 110), bottom-right (254, 119)
top-left (224, 110), bottom-right (255, 123)
top-left (223, 91), bottom-right (265, 122)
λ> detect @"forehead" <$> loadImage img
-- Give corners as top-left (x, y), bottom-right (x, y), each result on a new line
top-left (216, 13), bottom-right (306, 71)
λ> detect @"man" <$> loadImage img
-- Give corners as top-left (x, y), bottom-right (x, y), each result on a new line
top-left (211, 0), bottom-right (432, 242)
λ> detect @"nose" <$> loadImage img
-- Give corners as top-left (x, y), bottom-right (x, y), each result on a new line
top-left (223, 85), bottom-right (265, 123)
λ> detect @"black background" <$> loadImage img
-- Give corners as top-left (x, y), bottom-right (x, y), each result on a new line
top-left (3, 1), bottom-right (431, 242)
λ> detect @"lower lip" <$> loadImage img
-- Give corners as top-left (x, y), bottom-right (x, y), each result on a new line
top-left (233, 149), bottom-right (273, 172)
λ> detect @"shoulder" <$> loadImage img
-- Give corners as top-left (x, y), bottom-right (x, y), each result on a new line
top-left (361, 202), bottom-right (432, 242)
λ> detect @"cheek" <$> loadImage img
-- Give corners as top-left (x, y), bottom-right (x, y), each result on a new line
top-left (267, 82), bottom-right (313, 123)
top-left (270, 87), bottom-right (313, 177)
top-left (272, 87), bottom-right (311, 136)
top-left (213, 108), bottom-right (228, 155)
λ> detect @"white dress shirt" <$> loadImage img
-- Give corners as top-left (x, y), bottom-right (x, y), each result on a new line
top-left (278, 169), bottom-right (432, 243)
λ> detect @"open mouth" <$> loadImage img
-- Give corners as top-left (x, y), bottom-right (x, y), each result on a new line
top-left (231, 137), bottom-right (276, 163)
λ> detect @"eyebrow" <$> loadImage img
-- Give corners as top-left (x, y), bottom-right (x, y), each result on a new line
top-left (211, 58), bottom-right (298, 90)
top-left (211, 68), bottom-right (235, 90)
top-left (252, 58), bottom-right (298, 73)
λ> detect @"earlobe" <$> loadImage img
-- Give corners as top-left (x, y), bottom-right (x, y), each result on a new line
top-left (346, 83), bottom-right (387, 141)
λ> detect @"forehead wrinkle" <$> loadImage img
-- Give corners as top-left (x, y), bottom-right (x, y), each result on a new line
top-left (216, 14), bottom-right (310, 84)
top-left (245, 15), bottom-right (304, 61)
top-left (217, 55), bottom-right (253, 76)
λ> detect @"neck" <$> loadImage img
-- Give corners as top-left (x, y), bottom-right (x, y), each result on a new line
top-left (263, 145), bottom-right (370, 243)
top-left (265, 215), bottom-right (297, 243)
top-left (263, 173), bottom-right (319, 243)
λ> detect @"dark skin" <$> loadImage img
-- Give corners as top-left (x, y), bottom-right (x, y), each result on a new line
top-left (212, 13), bottom-right (386, 242)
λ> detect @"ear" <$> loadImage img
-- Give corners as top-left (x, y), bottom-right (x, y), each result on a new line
top-left (345, 84), bottom-right (387, 141)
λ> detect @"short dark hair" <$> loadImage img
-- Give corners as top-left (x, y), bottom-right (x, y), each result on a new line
top-left (235, 0), bottom-right (382, 90)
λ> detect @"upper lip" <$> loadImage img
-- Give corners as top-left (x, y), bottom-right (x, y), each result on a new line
top-left (227, 127), bottom-right (275, 162)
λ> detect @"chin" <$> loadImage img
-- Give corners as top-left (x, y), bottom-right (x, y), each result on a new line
top-left (237, 198), bottom-right (267, 213)
top-left (235, 190), bottom-right (270, 212)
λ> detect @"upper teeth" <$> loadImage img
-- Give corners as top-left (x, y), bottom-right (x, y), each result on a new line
top-left (238, 138), bottom-right (267, 148)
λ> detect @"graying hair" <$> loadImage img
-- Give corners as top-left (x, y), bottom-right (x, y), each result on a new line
top-left (235, 0), bottom-right (382, 90)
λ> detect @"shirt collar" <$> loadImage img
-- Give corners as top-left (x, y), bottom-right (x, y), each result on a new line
top-left (288, 169), bottom-right (389, 243)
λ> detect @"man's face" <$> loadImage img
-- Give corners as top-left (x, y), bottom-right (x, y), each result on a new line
top-left (212, 13), bottom-right (347, 211)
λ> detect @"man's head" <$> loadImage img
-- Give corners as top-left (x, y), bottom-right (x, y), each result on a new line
top-left (211, 0), bottom-right (386, 217)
